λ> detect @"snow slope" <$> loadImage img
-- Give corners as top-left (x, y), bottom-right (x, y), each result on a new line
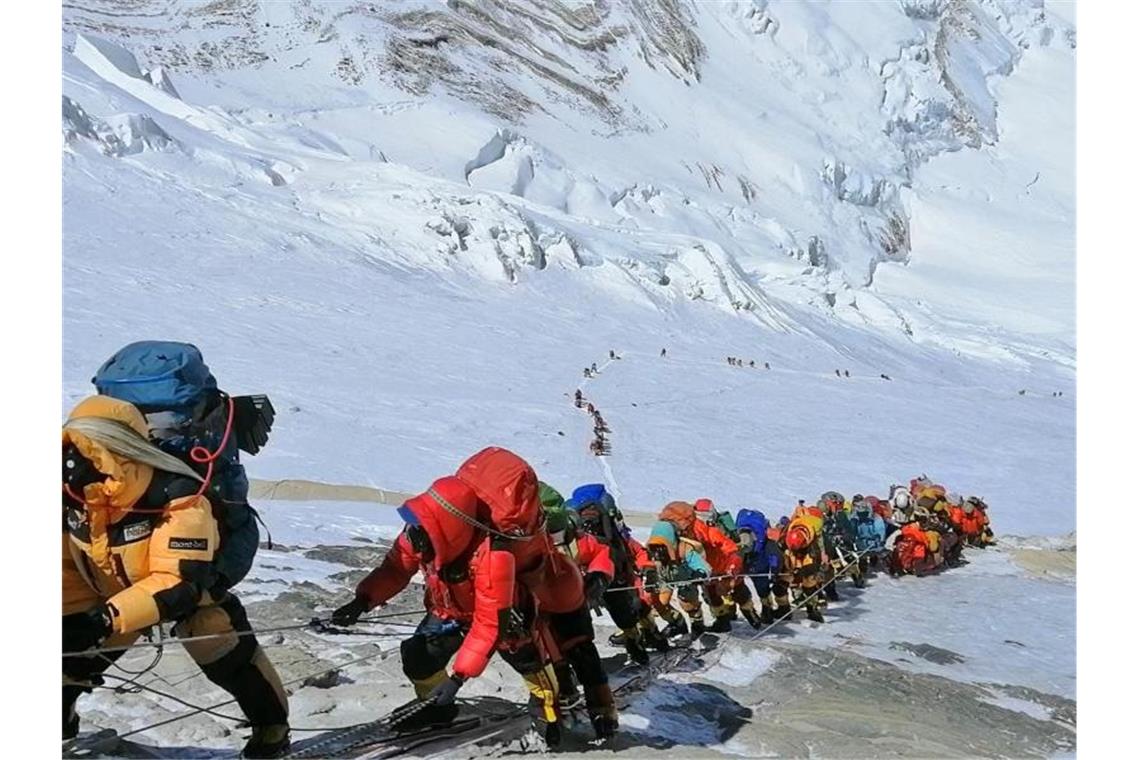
top-left (61, 0), bottom-right (1075, 535)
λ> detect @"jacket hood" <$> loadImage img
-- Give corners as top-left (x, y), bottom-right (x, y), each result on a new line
top-left (62, 395), bottom-right (153, 510)
top-left (658, 501), bottom-right (696, 536)
top-left (647, 521), bottom-right (680, 561)
top-left (405, 476), bottom-right (481, 568)
top-left (735, 509), bottom-right (769, 537)
top-left (456, 447), bottom-right (540, 535)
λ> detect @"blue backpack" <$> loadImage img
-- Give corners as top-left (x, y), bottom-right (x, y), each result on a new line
top-left (566, 483), bottom-right (616, 513)
top-left (735, 508), bottom-right (770, 550)
top-left (93, 341), bottom-right (217, 413)
top-left (93, 341), bottom-right (275, 587)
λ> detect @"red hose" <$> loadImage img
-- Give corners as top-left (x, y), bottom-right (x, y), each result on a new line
top-left (64, 395), bottom-right (236, 513)
top-left (188, 394), bottom-right (236, 500)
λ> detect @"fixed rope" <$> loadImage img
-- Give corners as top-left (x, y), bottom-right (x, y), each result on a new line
top-left (62, 609), bottom-right (423, 658)
top-left (115, 645), bottom-right (403, 740)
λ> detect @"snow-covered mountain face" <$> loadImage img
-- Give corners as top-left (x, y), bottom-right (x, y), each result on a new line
top-left (62, 1), bottom-right (1076, 534)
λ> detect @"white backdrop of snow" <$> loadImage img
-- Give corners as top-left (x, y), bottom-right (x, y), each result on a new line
top-left (62, 0), bottom-right (1075, 539)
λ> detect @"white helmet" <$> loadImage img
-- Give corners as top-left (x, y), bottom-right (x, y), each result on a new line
top-left (892, 488), bottom-right (911, 510)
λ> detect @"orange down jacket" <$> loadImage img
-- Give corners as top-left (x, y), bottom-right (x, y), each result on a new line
top-left (62, 396), bottom-right (221, 635)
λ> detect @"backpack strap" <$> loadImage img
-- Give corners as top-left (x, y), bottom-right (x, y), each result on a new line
top-left (136, 471), bottom-right (202, 511)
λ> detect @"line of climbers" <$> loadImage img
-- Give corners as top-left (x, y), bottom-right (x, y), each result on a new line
top-left (61, 342), bottom-right (997, 759)
top-left (726, 356), bottom-right (769, 369)
top-left (573, 388), bottom-right (610, 456)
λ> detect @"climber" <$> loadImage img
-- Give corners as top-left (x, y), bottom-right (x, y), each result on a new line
top-left (780, 515), bottom-right (826, 623)
top-left (62, 396), bottom-right (290, 758)
top-left (334, 448), bottom-right (619, 745)
top-left (692, 499), bottom-right (758, 628)
top-left (566, 484), bottom-right (665, 665)
top-left (811, 493), bottom-right (846, 600)
top-left (888, 522), bottom-right (939, 577)
top-left (330, 478), bottom-right (560, 741)
top-left (825, 492), bottom-right (864, 588)
top-left (735, 509), bottom-right (783, 625)
top-left (574, 390), bottom-right (583, 408)
top-left (539, 485), bottom-right (622, 708)
top-left (660, 501), bottom-right (745, 633)
top-left (889, 485), bottom-right (915, 525)
top-left (644, 517), bottom-right (712, 639)
top-left (850, 496), bottom-right (887, 573)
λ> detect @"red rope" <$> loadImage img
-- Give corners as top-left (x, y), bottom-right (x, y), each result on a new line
top-left (65, 395), bottom-right (235, 513)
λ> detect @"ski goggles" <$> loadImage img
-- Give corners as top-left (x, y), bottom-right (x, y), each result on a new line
top-left (398, 504), bottom-right (435, 560)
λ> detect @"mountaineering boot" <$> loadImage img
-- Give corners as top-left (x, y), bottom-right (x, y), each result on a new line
top-left (662, 615), bottom-right (689, 640)
top-left (741, 605), bottom-right (763, 630)
top-left (774, 603), bottom-right (793, 621)
top-left (608, 630), bottom-right (628, 647)
top-left (759, 604), bottom-right (775, 625)
top-left (689, 619), bottom-right (707, 639)
top-left (710, 614), bottom-right (733, 633)
top-left (63, 686), bottom-right (81, 740)
top-left (825, 582), bottom-right (841, 602)
top-left (853, 573), bottom-right (867, 589)
top-left (554, 660), bottom-right (582, 710)
top-left (585, 683), bottom-right (619, 740)
top-left (624, 634), bottom-right (651, 666)
top-left (241, 724), bottom-right (291, 759)
top-left (63, 712), bottom-right (79, 742)
top-left (528, 717), bottom-right (563, 750)
top-left (642, 625), bottom-right (672, 652)
top-left (806, 605), bottom-right (825, 624)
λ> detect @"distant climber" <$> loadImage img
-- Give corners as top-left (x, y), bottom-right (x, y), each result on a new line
top-left (749, 360), bottom-right (755, 368)
top-left (609, 350), bottom-right (615, 360)
top-left (880, 374), bottom-right (891, 381)
top-left (574, 390), bottom-right (583, 408)
top-left (660, 348), bottom-right (667, 357)
top-left (835, 369), bottom-right (841, 377)
top-left (591, 363), bottom-right (598, 374)
top-left (764, 362), bottom-right (770, 370)
top-left (844, 370), bottom-right (850, 378)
